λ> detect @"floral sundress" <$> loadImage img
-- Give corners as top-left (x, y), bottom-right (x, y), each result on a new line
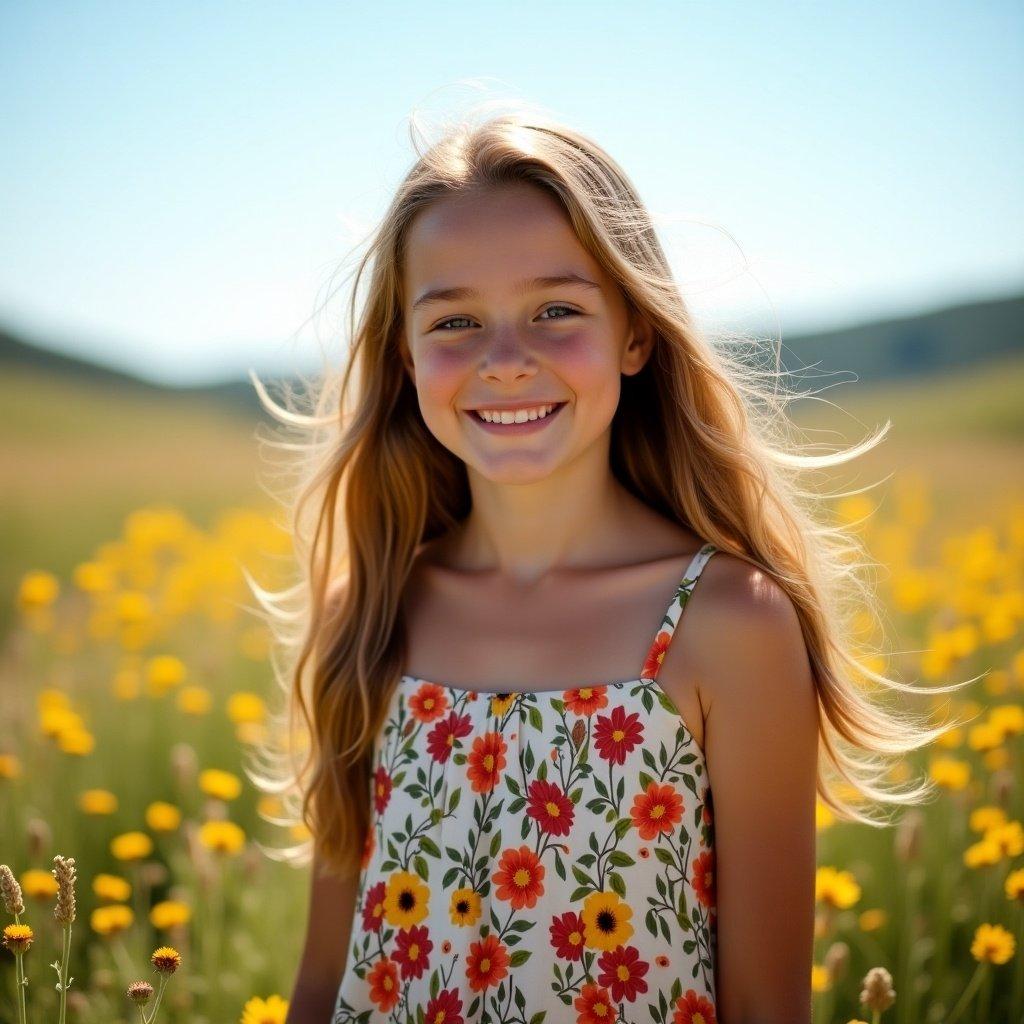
top-left (333, 542), bottom-right (719, 1024)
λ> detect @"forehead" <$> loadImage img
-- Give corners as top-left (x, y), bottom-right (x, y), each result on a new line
top-left (403, 184), bottom-right (607, 297)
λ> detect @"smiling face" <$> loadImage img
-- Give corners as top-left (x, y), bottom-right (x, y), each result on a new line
top-left (401, 182), bottom-right (653, 485)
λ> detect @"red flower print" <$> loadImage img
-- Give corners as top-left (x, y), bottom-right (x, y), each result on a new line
top-left (596, 944), bottom-right (650, 1003)
top-left (564, 686), bottom-right (610, 717)
top-left (393, 923), bottom-right (433, 979)
top-left (423, 987), bottom-right (465, 1024)
top-left (409, 681), bottom-right (450, 723)
top-left (526, 778), bottom-right (575, 836)
top-left (593, 704), bottom-right (645, 765)
top-left (465, 932), bottom-right (510, 991)
top-left (573, 981), bottom-right (616, 1023)
top-left (361, 881), bottom-right (387, 932)
top-left (549, 910), bottom-right (586, 961)
top-left (367, 955), bottom-right (401, 1012)
top-left (373, 764), bottom-right (393, 815)
top-left (466, 731), bottom-right (508, 793)
top-left (630, 781), bottom-right (685, 840)
top-left (673, 988), bottom-right (717, 1024)
top-left (493, 845), bottom-right (545, 909)
top-left (426, 711), bottom-right (474, 764)
top-left (702, 787), bottom-right (714, 826)
top-left (360, 824), bottom-right (375, 870)
top-left (691, 849), bottom-right (716, 909)
top-left (642, 630), bottom-right (671, 679)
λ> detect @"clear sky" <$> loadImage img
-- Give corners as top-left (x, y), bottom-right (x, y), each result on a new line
top-left (2, 1), bottom-right (1021, 386)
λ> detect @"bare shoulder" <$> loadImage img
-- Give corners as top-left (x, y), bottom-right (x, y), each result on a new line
top-left (679, 548), bottom-right (815, 712)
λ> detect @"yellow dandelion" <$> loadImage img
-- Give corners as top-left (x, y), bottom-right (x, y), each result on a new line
top-left (0, 753), bottom-right (22, 779)
top-left (92, 873), bottom-right (132, 903)
top-left (18, 570), bottom-right (59, 609)
top-left (928, 757), bottom-right (971, 790)
top-left (177, 685), bottom-right (212, 715)
top-left (198, 820), bottom-right (246, 855)
top-left (815, 801), bottom-right (835, 830)
top-left (145, 801), bottom-right (182, 832)
top-left (78, 789), bottom-right (118, 815)
top-left (20, 869), bottom-right (58, 900)
top-left (970, 922), bottom-right (1015, 964)
top-left (73, 560), bottom-right (116, 594)
top-left (2, 923), bottom-right (34, 954)
top-left (1005, 868), bottom-right (1024, 902)
top-left (145, 654), bottom-right (186, 695)
top-left (984, 747), bottom-right (1010, 771)
top-left (151, 945), bottom-right (182, 973)
top-left (57, 729), bottom-right (95, 756)
top-left (815, 866), bottom-right (861, 909)
top-left (226, 692), bottom-right (266, 725)
top-left (970, 806), bottom-right (1008, 834)
top-left (91, 903), bottom-right (134, 936)
top-left (150, 901), bottom-right (191, 929)
top-left (989, 703), bottom-right (1024, 737)
top-left (199, 768), bottom-right (242, 801)
top-left (964, 839), bottom-right (1002, 869)
top-left (858, 908), bottom-right (887, 932)
top-left (240, 994), bottom-right (289, 1024)
top-left (810, 963), bottom-right (830, 992)
top-left (110, 831), bottom-right (153, 862)
top-left (934, 726), bottom-right (964, 749)
top-left (984, 821), bottom-right (1024, 858)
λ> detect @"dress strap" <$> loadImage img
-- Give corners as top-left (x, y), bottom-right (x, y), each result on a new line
top-left (639, 542), bottom-right (718, 681)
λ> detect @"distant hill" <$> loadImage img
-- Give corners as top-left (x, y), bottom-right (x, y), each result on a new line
top-left (2, 291), bottom-right (1021, 416)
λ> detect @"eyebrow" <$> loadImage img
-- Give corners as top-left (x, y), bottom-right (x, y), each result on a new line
top-left (411, 273), bottom-right (602, 311)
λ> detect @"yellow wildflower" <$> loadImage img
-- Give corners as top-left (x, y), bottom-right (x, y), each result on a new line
top-left (177, 685), bottom-right (212, 715)
top-left (970, 806), bottom-right (1008, 833)
top-left (1005, 868), bottom-right (1024, 902)
top-left (2, 923), bottom-right (34, 954)
top-left (199, 768), bottom-right (242, 801)
top-left (58, 729), bottom-right (95, 756)
top-left (989, 703), bottom-right (1024, 737)
top-left (815, 801), bottom-right (835, 830)
top-left (145, 654), bottom-right (186, 695)
top-left (984, 821), bottom-right (1024, 858)
top-left (0, 754), bottom-right (22, 779)
top-left (241, 995), bottom-right (289, 1024)
top-left (93, 874), bottom-right (131, 903)
top-left (78, 789), bottom-right (118, 815)
top-left (151, 946), bottom-right (182, 973)
top-left (18, 570), bottom-right (59, 609)
top-left (227, 692), bottom-right (266, 725)
top-left (815, 866), bottom-right (861, 909)
top-left (970, 922), bottom-right (1015, 964)
top-left (20, 869), bottom-right (58, 900)
top-left (150, 900), bottom-right (191, 929)
top-left (145, 802), bottom-right (182, 832)
top-left (110, 831), bottom-right (153, 862)
top-left (964, 840), bottom-right (1002, 869)
top-left (91, 904), bottom-right (134, 936)
top-left (858, 908), bottom-right (887, 932)
top-left (810, 963), bottom-right (830, 992)
top-left (928, 757), bottom-right (971, 790)
top-left (199, 820), bottom-right (246, 855)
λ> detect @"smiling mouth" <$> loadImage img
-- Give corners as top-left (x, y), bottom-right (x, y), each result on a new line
top-left (468, 402), bottom-right (567, 424)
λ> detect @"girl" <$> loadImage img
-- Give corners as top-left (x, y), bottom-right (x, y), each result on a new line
top-left (250, 109), bottom-right (964, 1023)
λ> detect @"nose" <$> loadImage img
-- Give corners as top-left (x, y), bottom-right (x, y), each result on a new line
top-left (478, 327), bottom-right (538, 384)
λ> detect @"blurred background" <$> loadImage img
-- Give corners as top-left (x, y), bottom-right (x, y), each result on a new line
top-left (1, 3), bottom-right (1022, 1023)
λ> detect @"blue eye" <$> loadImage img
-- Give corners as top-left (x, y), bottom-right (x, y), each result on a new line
top-left (433, 305), bottom-right (579, 332)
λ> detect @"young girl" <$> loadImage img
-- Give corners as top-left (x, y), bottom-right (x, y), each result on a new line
top-left (251, 109), bottom-right (963, 1024)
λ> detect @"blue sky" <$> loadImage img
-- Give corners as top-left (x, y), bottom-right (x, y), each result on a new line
top-left (2, 1), bottom-right (1021, 385)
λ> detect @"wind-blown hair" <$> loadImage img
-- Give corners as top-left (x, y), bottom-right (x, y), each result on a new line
top-left (243, 106), bottom-right (974, 882)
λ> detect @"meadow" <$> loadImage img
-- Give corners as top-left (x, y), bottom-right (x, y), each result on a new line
top-left (1, 352), bottom-right (1022, 1022)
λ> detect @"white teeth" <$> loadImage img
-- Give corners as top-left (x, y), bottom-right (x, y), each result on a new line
top-left (477, 403), bottom-right (558, 424)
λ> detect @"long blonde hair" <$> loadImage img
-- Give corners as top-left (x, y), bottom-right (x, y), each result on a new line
top-left (245, 106), bottom-right (973, 882)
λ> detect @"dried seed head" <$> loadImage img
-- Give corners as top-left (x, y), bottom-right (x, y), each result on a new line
top-left (824, 940), bottom-right (850, 982)
top-left (126, 980), bottom-right (154, 1005)
top-left (52, 855), bottom-right (77, 925)
top-left (0, 865), bottom-right (25, 917)
top-left (151, 945), bottom-right (182, 974)
top-left (860, 965), bottom-right (896, 1011)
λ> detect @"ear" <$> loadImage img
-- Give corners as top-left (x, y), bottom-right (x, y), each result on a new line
top-left (621, 308), bottom-right (656, 377)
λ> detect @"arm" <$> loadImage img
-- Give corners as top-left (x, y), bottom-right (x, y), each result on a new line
top-left (697, 561), bottom-right (819, 1022)
top-left (286, 850), bottom-right (362, 1024)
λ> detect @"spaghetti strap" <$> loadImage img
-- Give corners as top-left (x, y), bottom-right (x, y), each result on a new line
top-left (640, 541), bottom-right (718, 681)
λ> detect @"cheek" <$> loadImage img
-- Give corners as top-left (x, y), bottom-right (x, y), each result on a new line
top-left (549, 332), bottom-right (622, 404)
top-left (415, 345), bottom-right (471, 406)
